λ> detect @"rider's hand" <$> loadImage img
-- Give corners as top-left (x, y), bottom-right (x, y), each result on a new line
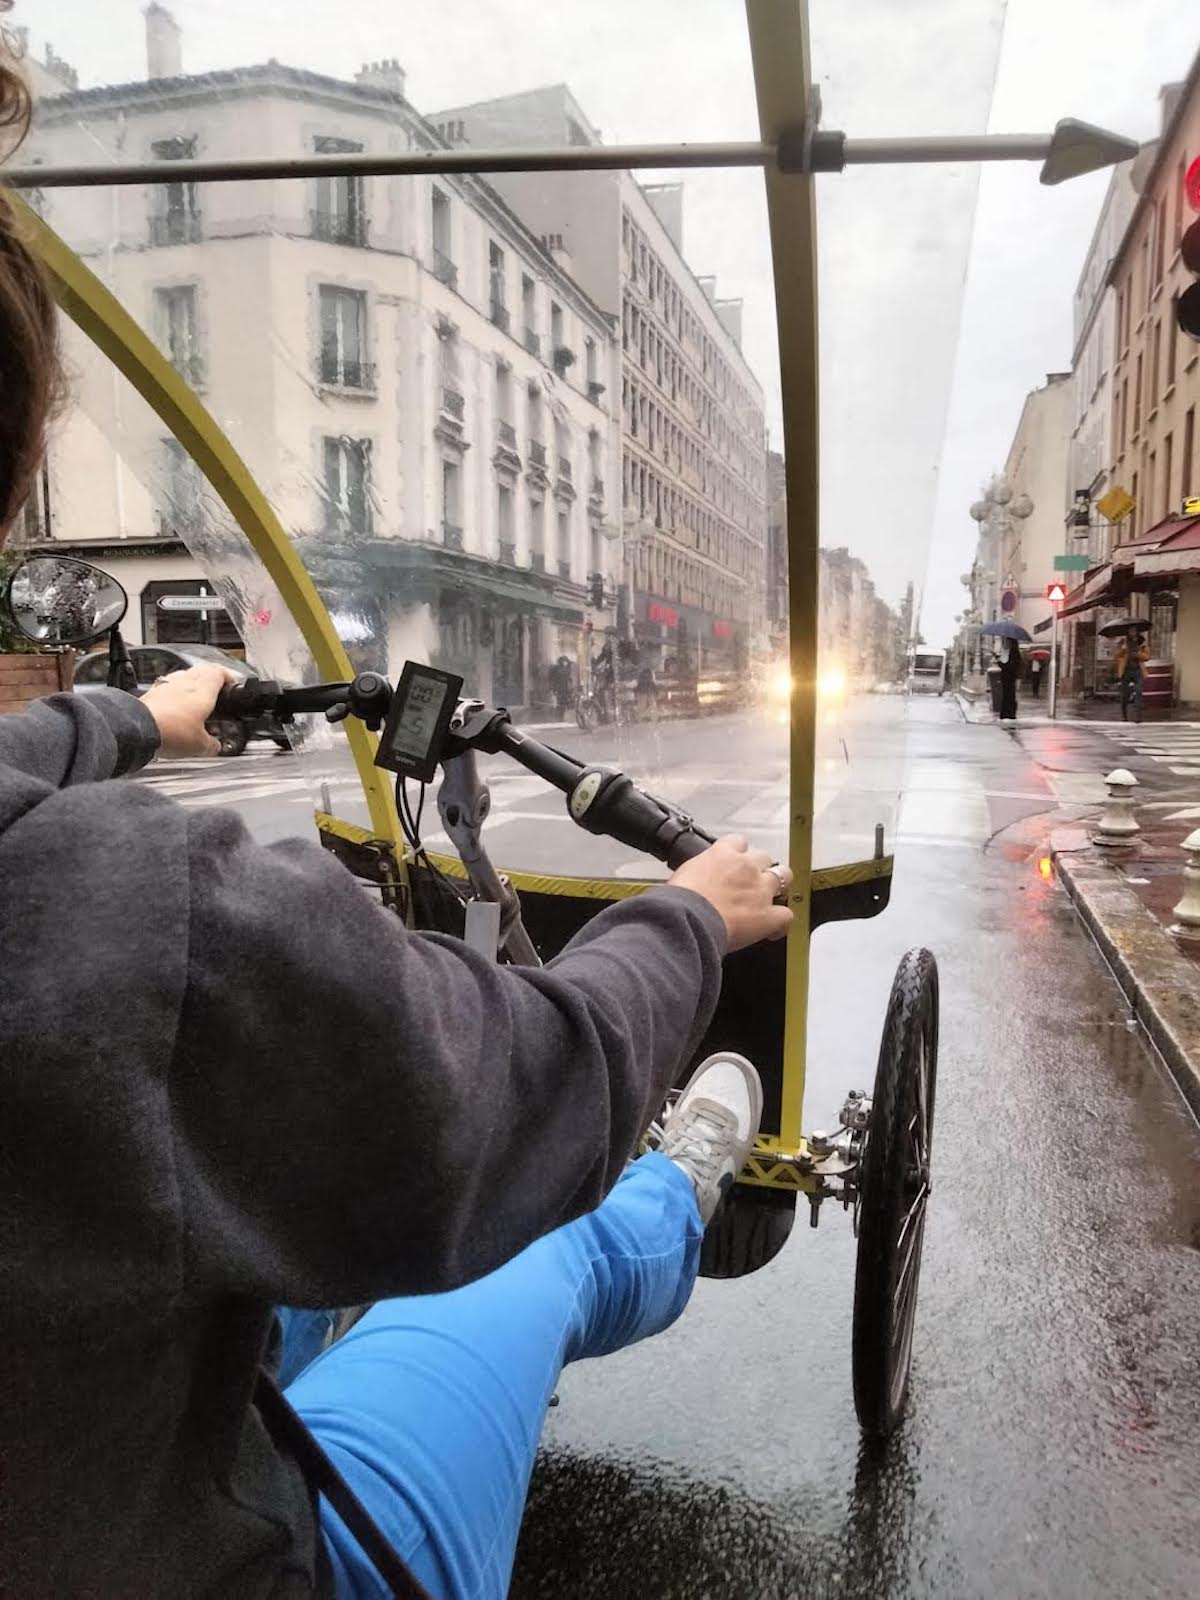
top-left (140, 663), bottom-right (236, 759)
top-left (667, 835), bottom-right (794, 953)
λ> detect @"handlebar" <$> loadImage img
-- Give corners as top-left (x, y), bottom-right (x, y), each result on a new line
top-left (211, 675), bottom-right (716, 868)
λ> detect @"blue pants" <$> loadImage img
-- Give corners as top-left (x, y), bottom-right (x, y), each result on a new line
top-left (280, 1153), bottom-right (702, 1600)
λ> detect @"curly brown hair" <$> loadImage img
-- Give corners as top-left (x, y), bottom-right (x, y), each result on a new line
top-left (0, 2), bottom-right (63, 540)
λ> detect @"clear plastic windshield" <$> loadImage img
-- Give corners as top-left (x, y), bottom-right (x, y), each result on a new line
top-left (23, 1), bottom-right (1006, 869)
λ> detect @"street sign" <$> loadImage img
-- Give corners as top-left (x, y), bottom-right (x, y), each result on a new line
top-left (1046, 582), bottom-right (1068, 602)
top-left (1053, 553), bottom-right (1090, 571)
top-left (157, 593), bottom-right (227, 613)
top-left (1096, 485), bottom-right (1135, 523)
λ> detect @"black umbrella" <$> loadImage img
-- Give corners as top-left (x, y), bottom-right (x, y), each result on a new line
top-left (976, 620), bottom-right (1032, 643)
top-left (1099, 616), bottom-right (1150, 637)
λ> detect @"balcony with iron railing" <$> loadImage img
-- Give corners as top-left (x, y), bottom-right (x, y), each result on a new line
top-left (318, 356), bottom-right (377, 392)
top-left (432, 250), bottom-right (458, 289)
top-left (310, 209), bottom-right (368, 247)
top-left (149, 212), bottom-right (202, 246)
top-left (442, 522), bottom-right (464, 551)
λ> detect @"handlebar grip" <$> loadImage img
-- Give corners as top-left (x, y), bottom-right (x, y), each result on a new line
top-left (213, 678), bottom-right (279, 720)
top-left (664, 828), bottom-right (714, 870)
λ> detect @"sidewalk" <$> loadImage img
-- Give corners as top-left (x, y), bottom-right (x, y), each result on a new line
top-left (954, 689), bottom-right (1200, 730)
top-left (1050, 806), bottom-right (1200, 1119)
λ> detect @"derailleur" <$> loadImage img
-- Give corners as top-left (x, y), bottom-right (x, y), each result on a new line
top-left (802, 1088), bottom-right (872, 1230)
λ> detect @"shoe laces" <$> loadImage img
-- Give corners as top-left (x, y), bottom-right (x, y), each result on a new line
top-left (662, 1100), bottom-right (734, 1184)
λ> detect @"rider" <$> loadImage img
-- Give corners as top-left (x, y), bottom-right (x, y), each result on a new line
top-left (0, 31), bottom-right (793, 1600)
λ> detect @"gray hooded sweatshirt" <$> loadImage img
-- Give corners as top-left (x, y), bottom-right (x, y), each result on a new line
top-left (0, 690), bottom-right (724, 1597)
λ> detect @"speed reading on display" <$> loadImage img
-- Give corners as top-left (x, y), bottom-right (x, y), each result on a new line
top-left (375, 662), bottom-right (463, 783)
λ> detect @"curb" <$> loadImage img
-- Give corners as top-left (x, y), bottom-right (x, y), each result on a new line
top-left (1051, 828), bottom-right (1200, 1119)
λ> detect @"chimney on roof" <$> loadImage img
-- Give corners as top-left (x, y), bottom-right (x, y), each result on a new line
top-left (356, 59), bottom-right (406, 99)
top-left (145, 4), bottom-right (183, 81)
top-left (541, 232), bottom-right (573, 277)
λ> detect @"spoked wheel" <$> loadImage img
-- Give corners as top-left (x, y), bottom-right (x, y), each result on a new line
top-left (852, 947), bottom-right (939, 1437)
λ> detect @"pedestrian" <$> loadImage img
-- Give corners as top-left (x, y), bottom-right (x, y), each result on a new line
top-left (1029, 654), bottom-right (1044, 699)
top-left (0, 31), bottom-right (796, 1600)
top-left (1114, 630), bottom-right (1150, 723)
top-left (548, 653), bottom-right (573, 720)
top-left (636, 659), bottom-right (657, 720)
top-left (997, 638), bottom-right (1020, 722)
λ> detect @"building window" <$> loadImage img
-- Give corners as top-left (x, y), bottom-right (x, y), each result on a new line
top-left (313, 136), bottom-right (366, 246)
top-left (1132, 353), bottom-right (1143, 438)
top-left (496, 362), bottom-right (512, 434)
top-left (318, 286), bottom-right (372, 389)
top-left (1146, 451), bottom-right (1157, 528)
top-left (557, 509), bottom-right (571, 577)
top-left (1183, 408), bottom-right (1196, 503)
top-left (150, 136), bottom-right (200, 245)
top-left (522, 274), bottom-right (538, 354)
top-left (1130, 470), bottom-right (1140, 539)
top-left (489, 242), bottom-right (509, 330)
top-left (429, 186), bottom-right (456, 288)
top-left (529, 493), bottom-right (546, 568)
top-left (551, 301), bottom-right (564, 350)
top-left (1163, 433), bottom-right (1173, 521)
top-left (1150, 320), bottom-right (1161, 403)
top-left (442, 458), bottom-right (462, 547)
top-left (1167, 296), bottom-right (1179, 390)
top-left (154, 284), bottom-right (202, 385)
top-left (497, 482), bottom-right (514, 555)
top-left (322, 436), bottom-right (371, 535)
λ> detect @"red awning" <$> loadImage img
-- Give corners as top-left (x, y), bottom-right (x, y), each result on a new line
top-left (1057, 513), bottom-right (1200, 615)
top-left (1133, 513), bottom-right (1200, 578)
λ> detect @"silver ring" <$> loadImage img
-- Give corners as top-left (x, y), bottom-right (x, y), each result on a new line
top-left (766, 865), bottom-right (786, 896)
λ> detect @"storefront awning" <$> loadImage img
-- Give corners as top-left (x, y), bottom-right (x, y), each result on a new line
top-left (1132, 513), bottom-right (1200, 578)
top-left (1058, 560), bottom-right (1121, 618)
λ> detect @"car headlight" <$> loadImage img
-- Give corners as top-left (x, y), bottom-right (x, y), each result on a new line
top-left (818, 666), bottom-right (847, 701)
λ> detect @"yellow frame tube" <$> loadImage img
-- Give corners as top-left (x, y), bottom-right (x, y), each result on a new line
top-left (16, 199), bottom-right (404, 855)
top-left (746, 0), bottom-right (819, 1152)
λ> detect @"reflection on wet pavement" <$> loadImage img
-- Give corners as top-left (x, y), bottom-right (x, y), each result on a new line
top-left (509, 709), bottom-right (1200, 1600)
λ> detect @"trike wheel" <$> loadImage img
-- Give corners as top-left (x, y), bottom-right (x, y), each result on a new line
top-left (852, 948), bottom-right (938, 1437)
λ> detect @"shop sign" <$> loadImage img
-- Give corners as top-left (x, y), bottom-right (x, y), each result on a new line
top-left (647, 602), bottom-right (678, 626)
top-left (712, 620), bottom-right (733, 639)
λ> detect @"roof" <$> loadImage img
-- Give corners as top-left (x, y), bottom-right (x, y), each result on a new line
top-left (33, 63), bottom-right (613, 333)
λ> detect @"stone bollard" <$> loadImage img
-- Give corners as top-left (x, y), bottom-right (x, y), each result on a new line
top-left (1170, 830), bottom-right (1200, 942)
top-left (1092, 768), bottom-right (1140, 847)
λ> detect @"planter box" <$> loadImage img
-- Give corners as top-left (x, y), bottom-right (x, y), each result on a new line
top-left (0, 651), bottom-right (74, 716)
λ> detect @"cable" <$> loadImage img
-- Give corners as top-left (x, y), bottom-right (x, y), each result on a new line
top-left (397, 775), bottom-right (467, 915)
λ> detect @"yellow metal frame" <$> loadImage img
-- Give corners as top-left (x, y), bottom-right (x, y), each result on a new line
top-left (747, 0), bottom-right (820, 1156)
top-left (15, 198), bottom-right (404, 857)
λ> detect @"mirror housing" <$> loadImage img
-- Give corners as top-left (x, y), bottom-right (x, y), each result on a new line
top-left (3, 556), bottom-right (129, 647)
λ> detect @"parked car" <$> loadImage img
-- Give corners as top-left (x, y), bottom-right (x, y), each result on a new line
top-left (71, 642), bottom-right (290, 757)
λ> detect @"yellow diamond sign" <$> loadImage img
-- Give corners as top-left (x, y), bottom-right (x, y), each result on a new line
top-left (1096, 485), bottom-right (1135, 524)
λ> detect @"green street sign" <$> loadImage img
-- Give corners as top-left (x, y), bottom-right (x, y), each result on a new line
top-left (1054, 553), bottom-right (1091, 571)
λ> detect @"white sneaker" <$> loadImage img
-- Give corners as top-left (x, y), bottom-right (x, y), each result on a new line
top-left (658, 1053), bottom-right (763, 1224)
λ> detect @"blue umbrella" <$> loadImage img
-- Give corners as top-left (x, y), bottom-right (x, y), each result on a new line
top-left (976, 620), bottom-right (1032, 643)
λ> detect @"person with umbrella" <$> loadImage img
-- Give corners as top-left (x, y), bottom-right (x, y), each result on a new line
top-left (977, 620), bottom-right (1031, 723)
top-left (1103, 618), bottom-right (1150, 723)
top-left (1028, 648), bottom-right (1050, 699)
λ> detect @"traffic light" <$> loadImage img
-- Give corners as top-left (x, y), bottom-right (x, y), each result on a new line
top-left (1179, 155), bottom-right (1200, 342)
top-left (1046, 582), bottom-right (1068, 603)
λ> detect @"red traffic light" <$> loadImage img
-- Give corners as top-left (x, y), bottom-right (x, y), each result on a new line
top-left (1187, 154), bottom-right (1200, 214)
top-left (1046, 582), bottom-right (1068, 603)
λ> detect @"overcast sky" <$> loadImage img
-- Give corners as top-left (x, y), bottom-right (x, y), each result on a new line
top-left (18, 0), bottom-right (1200, 643)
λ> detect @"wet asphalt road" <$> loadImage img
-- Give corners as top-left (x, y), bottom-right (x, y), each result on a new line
top-left (137, 702), bottom-right (1200, 1597)
top-left (507, 706), bottom-right (1200, 1600)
